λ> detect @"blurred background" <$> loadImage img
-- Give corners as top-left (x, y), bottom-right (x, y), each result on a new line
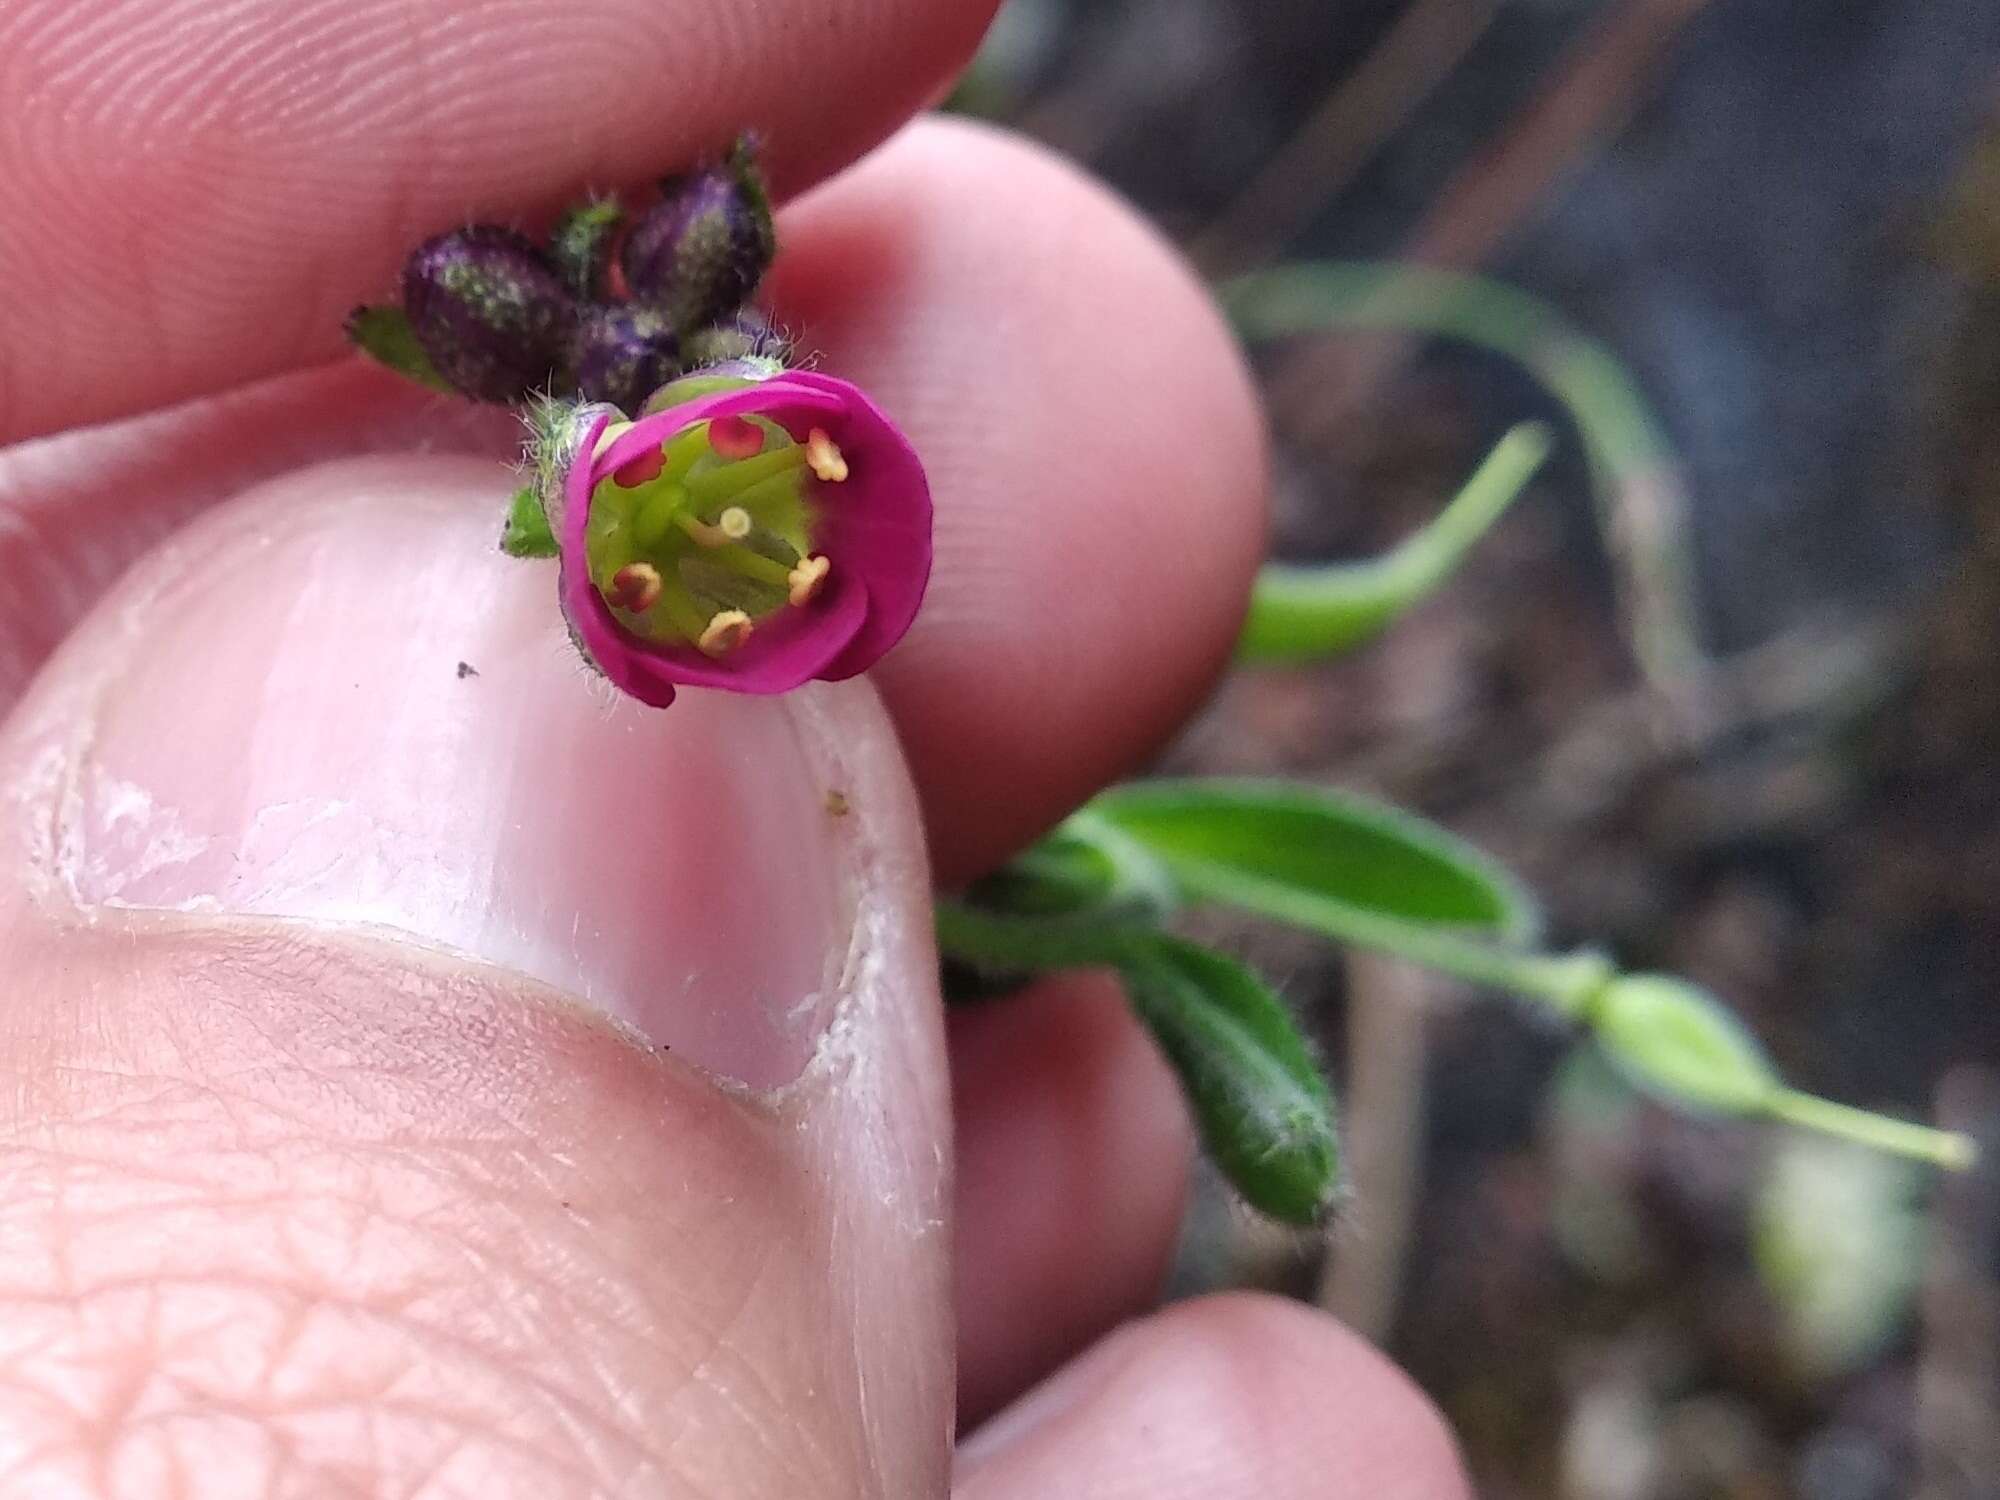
top-left (948, 3), bottom-right (2000, 1496)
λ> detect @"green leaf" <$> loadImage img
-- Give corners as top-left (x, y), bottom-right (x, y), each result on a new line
top-left (1589, 973), bottom-right (1778, 1114)
top-left (954, 810), bottom-right (1178, 935)
top-left (930, 903), bottom-right (1341, 1221)
top-left (1224, 261), bottom-right (1703, 687)
top-left (344, 304), bottom-right (455, 394)
top-left (1091, 778), bottom-right (1539, 945)
top-left (1115, 933), bottom-right (1340, 1224)
top-left (500, 486), bottom-right (558, 558)
top-left (1239, 422), bottom-right (1553, 662)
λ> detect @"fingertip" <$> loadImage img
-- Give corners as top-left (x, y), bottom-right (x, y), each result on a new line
top-left (768, 118), bottom-right (1269, 881)
top-left (959, 1290), bottom-right (1470, 1498)
top-left (951, 972), bottom-right (1193, 1423)
top-left (0, 0), bottom-right (1002, 441)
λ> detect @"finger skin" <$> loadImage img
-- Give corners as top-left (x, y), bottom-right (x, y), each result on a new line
top-left (951, 973), bottom-right (1193, 1426)
top-left (769, 118), bottom-right (1268, 880)
top-left (0, 0), bottom-right (999, 441)
top-left (955, 1294), bottom-right (1473, 1500)
top-left (0, 473), bottom-right (959, 1496)
top-left (0, 119), bottom-right (1269, 885)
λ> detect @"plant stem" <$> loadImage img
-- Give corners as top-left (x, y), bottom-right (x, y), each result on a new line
top-left (1161, 860), bottom-right (1611, 1017)
top-left (1769, 1089), bottom-right (1978, 1170)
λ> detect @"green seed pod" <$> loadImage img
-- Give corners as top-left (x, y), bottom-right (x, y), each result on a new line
top-left (1592, 973), bottom-right (1779, 1114)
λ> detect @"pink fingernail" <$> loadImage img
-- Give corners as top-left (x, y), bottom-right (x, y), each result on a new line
top-left (42, 457), bottom-right (855, 1088)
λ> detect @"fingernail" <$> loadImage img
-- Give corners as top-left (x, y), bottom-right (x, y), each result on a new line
top-left (31, 456), bottom-right (853, 1088)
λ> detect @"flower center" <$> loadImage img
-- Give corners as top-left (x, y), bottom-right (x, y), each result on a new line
top-left (584, 417), bottom-right (846, 655)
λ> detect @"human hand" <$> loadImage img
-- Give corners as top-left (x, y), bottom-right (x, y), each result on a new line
top-left (0, 0), bottom-right (1468, 1493)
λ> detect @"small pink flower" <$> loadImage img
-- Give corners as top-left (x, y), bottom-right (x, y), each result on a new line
top-left (554, 370), bottom-right (932, 708)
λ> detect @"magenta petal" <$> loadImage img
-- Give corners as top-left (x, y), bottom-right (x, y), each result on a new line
top-left (778, 372), bottom-right (933, 680)
top-left (554, 372), bottom-right (931, 707)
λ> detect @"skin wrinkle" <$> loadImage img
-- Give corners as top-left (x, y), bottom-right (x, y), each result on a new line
top-left (0, 582), bottom-right (947, 1496)
top-left (3, 936), bottom-right (752, 1440)
top-left (0, 1145), bottom-right (717, 1435)
top-left (7, 1180), bottom-right (685, 1489)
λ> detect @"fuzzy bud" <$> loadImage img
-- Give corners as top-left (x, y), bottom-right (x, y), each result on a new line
top-left (571, 305), bottom-right (682, 414)
top-left (402, 227), bottom-right (579, 402)
top-left (621, 142), bottom-right (777, 334)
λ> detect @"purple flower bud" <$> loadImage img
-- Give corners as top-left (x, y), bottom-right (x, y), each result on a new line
top-left (621, 146), bottom-right (776, 334)
top-left (570, 305), bottom-right (682, 414)
top-left (551, 370), bottom-right (931, 709)
top-left (402, 227), bottom-right (578, 402)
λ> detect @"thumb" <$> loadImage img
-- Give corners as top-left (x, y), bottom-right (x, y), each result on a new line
top-left (0, 457), bottom-right (954, 1496)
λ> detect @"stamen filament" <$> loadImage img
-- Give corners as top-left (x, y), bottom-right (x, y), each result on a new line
top-left (687, 442), bottom-right (807, 503)
top-left (651, 568), bottom-right (712, 642)
top-left (634, 485), bottom-right (690, 548)
top-left (675, 513), bottom-right (730, 548)
top-left (700, 544), bottom-right (796, 588)
top-left (710, 468), bottom-right (806, 518)
top-left (674, 506), bottom-right (754, 548)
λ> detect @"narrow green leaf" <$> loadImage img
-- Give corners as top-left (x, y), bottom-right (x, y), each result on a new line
top-left (1091, 778), bottom-right (1539, 944)
top-left (931, 904), bottom-right (1341, 1220)
top-left (963, 811), bottom-right (1176, 923)
top-left (1224, 260), bottom-right (1703, 687)
top-left (1239, 422), bottom-right (1553, 662)
top-left (1115, 934), bottom-right (1340, 1224)
top-left (1589, 973), bottom-right (1778, 1114)
top-left (344, 304), bottom-right (455, 394)
top-left (961, 838), bottom-right (1116, 920)
top-left (500, 486), bottom-right (558, 558)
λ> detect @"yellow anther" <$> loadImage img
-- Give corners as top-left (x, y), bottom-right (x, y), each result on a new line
top-left (787, 554), bottom-right (831, 607)
top-left (607, 562), bottom-right (663, 612)
top-left (719, 505), bottom-right (753, 539)
top-left (591, 421), bottom-right (633, 456)
top-left (805, 428), bottom-right (849, 483)
top-left (698, 609), bottom-right (755, 656)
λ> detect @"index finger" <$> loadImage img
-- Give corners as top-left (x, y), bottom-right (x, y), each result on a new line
top-left (0, 0), bottom-right (996, 443)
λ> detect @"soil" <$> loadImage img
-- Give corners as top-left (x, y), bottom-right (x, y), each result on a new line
top-left (962, 3), bottom-right (2000, 1495)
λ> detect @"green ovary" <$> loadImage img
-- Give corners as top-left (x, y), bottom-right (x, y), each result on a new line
top-left (585, 417), bottom-right (822, 652)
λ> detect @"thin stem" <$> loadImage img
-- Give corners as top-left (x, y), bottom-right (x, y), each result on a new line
top-left (1164, 860), bottom-right (1611, 1017)
top-left (1769, 1090), bottom-right (1978, 1170)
